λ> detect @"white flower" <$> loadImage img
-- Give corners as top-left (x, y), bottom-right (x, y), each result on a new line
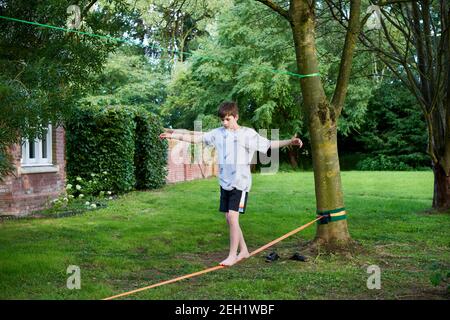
top-left (108, 197), bottom-right (113, 200)
top-left (107, 191), bottom-right (112, 195)
top-left (78, 194), bottom-right (84, 198)
top-left (103, 171), bottom-right (108, 175)
top-left (76, 177), bottom-right (82, 181)
top-left (66, 184), bottom-right (72, 190)
top-left (85, 201), bottom-right (90, 206)
top-left (90, 203), bottom-right (97, 208)
top-left (76, 184), bottom-right (82, 190)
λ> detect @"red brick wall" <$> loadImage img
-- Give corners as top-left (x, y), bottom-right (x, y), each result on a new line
top-left (166, 140), bottom-right (218, 184)
top-left (0, 126), bottom-right (66, 216)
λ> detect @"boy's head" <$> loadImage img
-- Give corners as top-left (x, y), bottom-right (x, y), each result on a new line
top-left (218, 101), bottom-right (239, 129)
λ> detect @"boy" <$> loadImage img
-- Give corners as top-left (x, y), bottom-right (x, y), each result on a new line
top-left (159, 101), bottom-right (303, 266)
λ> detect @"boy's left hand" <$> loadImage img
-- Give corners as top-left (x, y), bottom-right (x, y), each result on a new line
top-left (291, 134), bottom-right (303, 148)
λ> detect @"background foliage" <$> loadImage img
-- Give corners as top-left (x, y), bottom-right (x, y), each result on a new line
top-left (65, 104), bottom-right (167, 194)
top-left (0, 0), bottom-right (135, 178)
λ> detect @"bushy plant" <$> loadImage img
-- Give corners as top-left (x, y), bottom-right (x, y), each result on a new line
top-left (356, 154), bottom-right (413, 171)
top-left (65, 105), bottom-right (137, 194)
top-left (134, 108), bottom-right (167, 190)
top-left (0, 147), bottom-right (14, 182)
top-left (354, 81), bottom-right (429, 170)
top-left (50, 171), bottom-right (116, 212)
top-left (66, 104), bottom-right (168, 194)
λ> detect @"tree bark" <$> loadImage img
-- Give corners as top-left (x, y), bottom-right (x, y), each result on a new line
top-left (355, 0), bottom-right (450, 211)
top-left (432, 163), bottom-right (450, 210)
top-left (290, 0), bottom-right (351, 244)
top-left (256, 0), bottom-right (362, 245)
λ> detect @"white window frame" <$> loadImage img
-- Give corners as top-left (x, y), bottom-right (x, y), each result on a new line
top-left (21, 124), bottom-right (53, 167)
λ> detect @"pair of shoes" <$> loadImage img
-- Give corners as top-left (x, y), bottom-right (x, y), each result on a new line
top-left (289, 252), bottom-right (308, 262)
top-left (265, 251), bottom-right (280, 262)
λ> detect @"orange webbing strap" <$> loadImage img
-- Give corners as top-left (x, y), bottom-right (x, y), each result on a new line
top-left (102, 216), bottom-right (322, 300)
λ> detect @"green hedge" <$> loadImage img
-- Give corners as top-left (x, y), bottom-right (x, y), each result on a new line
top-left (65, 105), bottom-right (167, 194)
top-left (356, 154), bottom-right (430, 171)
top-left (134, 108), bottom-right (167, 190)
top-left (0, 146), bottom-right (14, 182)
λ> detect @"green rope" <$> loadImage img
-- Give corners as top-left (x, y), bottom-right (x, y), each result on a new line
top-left (0, 14), bottom-right (321, 80)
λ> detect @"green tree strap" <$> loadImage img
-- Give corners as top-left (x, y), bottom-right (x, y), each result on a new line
top-left (316, 208), bottom-right (347, 224)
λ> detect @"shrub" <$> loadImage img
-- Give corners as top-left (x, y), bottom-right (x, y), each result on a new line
top-left (49, 172), bottom-right (114, 214)
top-left (0, 147), bottom-right (14, 182)
top-left (356, 154), bottom-right (413, 171)
top-left (65, 104), bottom-right (168, 194)
top-left (65, 105), bottom-right (136, 194)
top-left (134, 107), bottom-right (167, 190)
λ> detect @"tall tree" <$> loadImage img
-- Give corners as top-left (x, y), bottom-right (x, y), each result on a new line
top-left (0, 0), bottom-right (134, 179)
top-left (255, 0), bottom-right (362, 245)
top-left (161, 0), bottom-right (374, 170)
top-left (82, 46), bottom-right (169, 115)
top-left (327, 0), bottom-right (449, 210)
top-left (131, 0), bottom-right (224, 64)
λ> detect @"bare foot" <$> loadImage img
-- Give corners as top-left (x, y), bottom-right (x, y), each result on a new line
top-left (220, 255), bottom-right (238, 266)
top-left (236, 251), bottom-right (250, 263)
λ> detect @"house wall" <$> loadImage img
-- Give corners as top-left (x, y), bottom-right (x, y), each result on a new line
top-left (166, 139), bottom-right (218, 184)
top-left (0, 126), bottom-right (66, 216)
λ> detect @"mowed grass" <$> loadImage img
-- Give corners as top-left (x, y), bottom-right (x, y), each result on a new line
top-left (0, 171), bottom-right (449, 300)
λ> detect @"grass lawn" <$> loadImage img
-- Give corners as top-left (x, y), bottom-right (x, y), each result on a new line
top-left (0, 171), bottom-right (449, 300)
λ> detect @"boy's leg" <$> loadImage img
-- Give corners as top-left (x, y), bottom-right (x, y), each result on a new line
top-left (236, 225), bottom-right (250, 262)
top-left (220, 210), bottom-right (249, 266)
top-left (220, 210), bottom-right (240, 266)
top-left (225, 211), bottom-right (248, 253)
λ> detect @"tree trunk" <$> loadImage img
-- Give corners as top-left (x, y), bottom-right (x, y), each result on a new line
top-left (432, 163), bottom-right (450, 210)
top-left (290, 0), bottom-right (350, 244)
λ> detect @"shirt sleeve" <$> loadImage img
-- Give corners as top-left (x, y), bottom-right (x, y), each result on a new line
top-left (247, 129), bottom-right (271, 154)
top-left (202, 128), bottom-right (217, 147)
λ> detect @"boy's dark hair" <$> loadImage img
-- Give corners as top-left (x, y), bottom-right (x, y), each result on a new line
top-left (218, 101), bottom-right (239, 119)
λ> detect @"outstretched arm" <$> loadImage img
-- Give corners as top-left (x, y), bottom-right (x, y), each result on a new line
top-left (159, 128), bottom-right (204, 144)
top-left (270, 134), bottom-right (303, 149)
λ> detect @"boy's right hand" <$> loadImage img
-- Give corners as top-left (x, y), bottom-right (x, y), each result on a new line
top-left (159, 128), bottom-right (174, 140)
top-left (159, 132), bottom-right (171, 140)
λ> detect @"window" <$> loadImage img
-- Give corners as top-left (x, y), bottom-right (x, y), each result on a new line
top-left (21, 125), bottom-right (53, 167)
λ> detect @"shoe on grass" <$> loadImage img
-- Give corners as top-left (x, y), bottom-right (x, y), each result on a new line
top-left (265, 251), bottom-right (280, 262)
top-left (289, 252), bottom-right (308, 262)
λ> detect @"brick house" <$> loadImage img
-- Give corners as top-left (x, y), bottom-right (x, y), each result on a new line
top-left (0, 125), bottom-right (66, 216)
top-left (0, 129), bottom-right (217, 217)
top-left (166, 139), bottom-right (218, 183)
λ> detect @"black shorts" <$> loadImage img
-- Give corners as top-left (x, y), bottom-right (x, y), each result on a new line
top-left (219, 187), bottom-right (249, 214)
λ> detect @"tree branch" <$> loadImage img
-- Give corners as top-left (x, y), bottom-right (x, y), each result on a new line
top-left (376, 0), bottom-right (418, 6)
top-left (82, 0), bottom-right (97, 18)
top-left (254, 0), bottom-right (291, 23)
top-left (331, 0), bottom-right (362, 113)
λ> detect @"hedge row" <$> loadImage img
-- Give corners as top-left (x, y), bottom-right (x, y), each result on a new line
top-left (65, 105), bottom-right (167, 194)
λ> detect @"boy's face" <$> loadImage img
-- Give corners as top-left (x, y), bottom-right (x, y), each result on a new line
top-left (221, 114), bottom-right (239, 129)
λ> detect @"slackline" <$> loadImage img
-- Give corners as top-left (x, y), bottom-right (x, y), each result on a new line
top-left (102, 216), bottom-right (323, 300)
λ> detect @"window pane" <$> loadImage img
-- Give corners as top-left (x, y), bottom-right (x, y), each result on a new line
top-left (42, 135), bottom-right (47, 158)
top-left (29, 141), bottom-right (35, 159)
